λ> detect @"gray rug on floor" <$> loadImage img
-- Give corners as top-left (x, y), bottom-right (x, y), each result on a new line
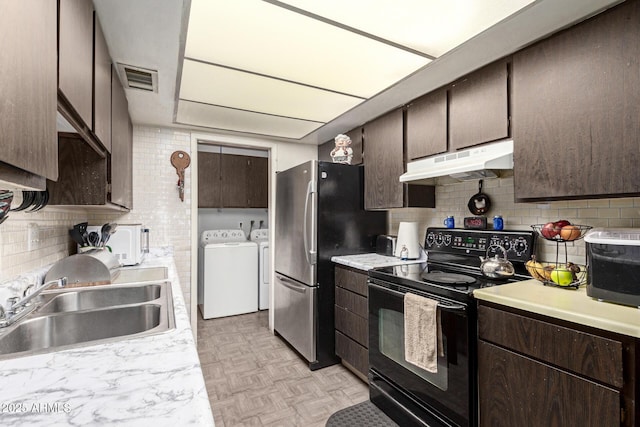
top-left (325, 400), bottom-right (399, 427)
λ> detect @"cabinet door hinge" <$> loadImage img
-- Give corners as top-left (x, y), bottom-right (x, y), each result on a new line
top-left (106, 182), bottom-right (112, 195)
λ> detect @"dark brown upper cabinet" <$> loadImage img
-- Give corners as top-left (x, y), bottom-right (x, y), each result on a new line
top-left (93, 14), bottom-right (112, 153)
top-left (405, 89), bottom-right (447, 161)
top-left (48, 134), bottom-right (108, 206)
top-left (364, 110), bottom-right (404, 209)
top-left (317, 127), bottom-right (363, 165)
top-left (449, 61), bottom-right (509, 151)
top-left (198, 153), bottom-right (268, 209)
top-left (246, 156), bottom-right (268, 208)
top-left (221, 154), bottom-right (248, 208)
top-left (512, 0), bottom-right (640, 201)
top-left (48, 70), bottom-right (132, 210)
top-left (59, 0), bottom-right (94, 130)
top-left (363, 110), bottom-right (435, 210)
top-left (198, 152), bottom-right (221, 208)
top-left (0, 0), bottom-right (57, 188)
top-left (110, 70), bottom-right (133, 209)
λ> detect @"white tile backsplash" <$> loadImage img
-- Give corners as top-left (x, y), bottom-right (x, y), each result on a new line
top-left (389, 174), bottom-right (640, 266)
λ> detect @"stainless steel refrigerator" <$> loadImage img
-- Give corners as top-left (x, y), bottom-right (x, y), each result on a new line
top-left (274, 160), bottom-right (387, 370)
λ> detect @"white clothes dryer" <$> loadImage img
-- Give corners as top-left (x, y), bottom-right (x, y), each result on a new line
top-left (198, 229), bottom-right (258, 319)
top-left (250, 228), bottom-right (270, 310)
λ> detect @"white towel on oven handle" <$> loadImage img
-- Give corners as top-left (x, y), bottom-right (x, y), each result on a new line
top-left (404, 292), bottom-right (442, 373)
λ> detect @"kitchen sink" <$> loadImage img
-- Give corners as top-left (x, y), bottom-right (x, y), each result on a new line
top-left (0, 281), bottom-right (175, 360)
top-left (0, 305), bottom-right (162, 354)
top-left (38, 284), bottom-right (162, 313)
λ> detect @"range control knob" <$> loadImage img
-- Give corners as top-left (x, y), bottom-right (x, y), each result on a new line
top-left (444, 235), bottom-right (452, 246)
top-left (426, 232), bottom-right (435, 247)
top-left (514, 239), bottom-right (528, 255)
top-left (435, 233), bottom-right (444, 246)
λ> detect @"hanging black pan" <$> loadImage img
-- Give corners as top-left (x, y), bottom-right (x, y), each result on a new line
top-left (467, 179), bottom-right (491, 215)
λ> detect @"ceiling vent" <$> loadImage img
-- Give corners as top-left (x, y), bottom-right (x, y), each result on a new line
top-left (116, 63), bottom-right (158, 92)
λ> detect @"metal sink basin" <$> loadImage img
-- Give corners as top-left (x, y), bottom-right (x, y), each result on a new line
top-left (38, 284), bottom-right (162, 313)
top-left (0, 281), bottom-right (175, 360)
top-left (0, 305), bottom-right (162, 354)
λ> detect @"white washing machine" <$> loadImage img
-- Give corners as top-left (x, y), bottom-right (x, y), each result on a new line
top-left (198, 229), bottom-right (258, 319)
top-left (250, 228), bottom-right (270, 310)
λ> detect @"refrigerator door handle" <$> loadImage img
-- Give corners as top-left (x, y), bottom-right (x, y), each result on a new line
top-left (277, 275), bottom-right (308, 293)
top-left (303, 180), bottom-right (317, 265)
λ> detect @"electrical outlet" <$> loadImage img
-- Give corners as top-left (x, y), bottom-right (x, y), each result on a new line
top-left (27, 223), bottom-right (39, 251)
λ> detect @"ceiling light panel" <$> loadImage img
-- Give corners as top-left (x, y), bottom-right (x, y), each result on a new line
top-left (180, 59), bottom-right (363, 122)
top-left (277, 0), bottom-right (536, 57)
top-left (176, 100), bottom-right (324, 139)
top-left (185, 0), bottom-right (431, 98)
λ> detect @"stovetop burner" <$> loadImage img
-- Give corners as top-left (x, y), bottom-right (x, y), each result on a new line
top-left (420, 271), bottom-right (476, 285)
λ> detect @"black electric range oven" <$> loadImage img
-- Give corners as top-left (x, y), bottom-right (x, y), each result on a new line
top-left (367, 228), bottom-right (536, 427)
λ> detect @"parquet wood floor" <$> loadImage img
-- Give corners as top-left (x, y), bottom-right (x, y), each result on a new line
top-left (197, 310), bottom-right (369, 427)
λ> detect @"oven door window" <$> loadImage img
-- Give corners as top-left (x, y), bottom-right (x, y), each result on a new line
top-left (379, 308), bottom-right (448, 390)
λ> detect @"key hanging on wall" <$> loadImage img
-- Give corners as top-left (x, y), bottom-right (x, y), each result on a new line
top-left (170, 150), bottom-right (191, 202)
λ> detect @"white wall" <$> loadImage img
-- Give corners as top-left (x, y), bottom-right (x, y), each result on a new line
top-left (198, 209), bottom-right (269, 239)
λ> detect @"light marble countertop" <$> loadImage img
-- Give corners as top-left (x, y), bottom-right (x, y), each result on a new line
top-left (474, 279), bottom-right (640, 338)
top-left (332, 252), bottom-right (426, 271)
top-left (0, 248), bottom-right (214, 426)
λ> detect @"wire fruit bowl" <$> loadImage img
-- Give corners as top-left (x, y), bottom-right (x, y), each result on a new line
top-left (525, 260), bottom-right (586, 290)
top-left (531, 224), bottom-right (592, 242)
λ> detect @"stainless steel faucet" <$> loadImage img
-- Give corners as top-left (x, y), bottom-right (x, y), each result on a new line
top-left (0, 277), bottom-right (67, 328)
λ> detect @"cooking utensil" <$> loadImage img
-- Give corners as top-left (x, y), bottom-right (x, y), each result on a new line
top-left (479, 244), bottom-right (514, 279)
top-left (69, 228), bottom-right (86, 246)
top-left (73, 222), bottom-right (89, 246)
top-left (88, 231), bottom-right (101, 247)
top-left (104, 223), bottom-right (117, 247)
top-left (100, 223), bottom-right (112, 247)
top-left (467, 180), bottom-right (491, 216)
top-left (72, 222), bottom-right (89, 246)
top-left (73, 222), bottom-right (88, 234)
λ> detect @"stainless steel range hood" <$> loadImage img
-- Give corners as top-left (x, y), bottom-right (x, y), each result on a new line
top-left (400, 139), bottom-right (513, 183)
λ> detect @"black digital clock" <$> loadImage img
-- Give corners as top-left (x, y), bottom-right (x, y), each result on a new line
top-left (464, 216), bottom-right (487, 229)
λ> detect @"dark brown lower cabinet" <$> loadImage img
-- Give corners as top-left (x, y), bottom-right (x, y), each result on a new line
top-left (479, 342), bottom-right (619, 426)
top-left (335, 331), bottom-right (367, 379)
top-left (334, 265), bottom-right (369, 381)
top-left (478, 302), bottom-right (637, 427)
